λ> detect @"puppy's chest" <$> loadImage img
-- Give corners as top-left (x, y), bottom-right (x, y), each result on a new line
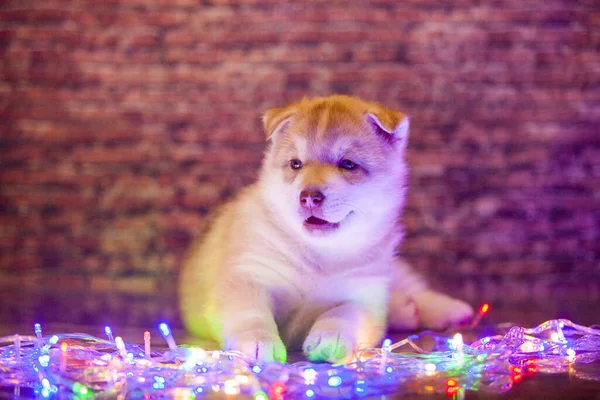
top-left (269, 256), bottom-right (391, 314)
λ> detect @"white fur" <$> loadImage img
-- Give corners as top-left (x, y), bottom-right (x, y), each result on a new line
top-left (179, 97), bottom-right (473, 363)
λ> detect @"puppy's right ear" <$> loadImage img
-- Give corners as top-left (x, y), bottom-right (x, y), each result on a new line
top-left (262, 104), bottom-right (297, 140)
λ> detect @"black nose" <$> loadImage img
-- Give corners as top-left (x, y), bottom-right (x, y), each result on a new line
top-left (300, 189), bottom-right (325, 208)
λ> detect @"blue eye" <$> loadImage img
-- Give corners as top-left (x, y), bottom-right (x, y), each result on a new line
top-left (290, 159), bottom-right (303, 170)
top-left (339, 159), bottom-right (357, 170)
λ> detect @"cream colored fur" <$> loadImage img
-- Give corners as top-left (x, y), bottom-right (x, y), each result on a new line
top-left (179, 95), bottom-right (473, 363)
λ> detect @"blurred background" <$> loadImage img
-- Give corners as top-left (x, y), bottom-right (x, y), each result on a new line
top-left (1, 0), bottom-right (599, 330)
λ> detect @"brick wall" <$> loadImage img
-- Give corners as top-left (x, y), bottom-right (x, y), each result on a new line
top-left (1, 0), bottom-right (599, 326)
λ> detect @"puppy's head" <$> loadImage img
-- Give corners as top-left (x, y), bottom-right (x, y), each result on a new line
top-left (259, 95), bottom-right (409, 247)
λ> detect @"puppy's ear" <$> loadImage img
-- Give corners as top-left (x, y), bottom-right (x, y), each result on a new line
top-left (367, 105), bottom-right (409, 149)
top-left (262, 103), bottom-right (297, 140)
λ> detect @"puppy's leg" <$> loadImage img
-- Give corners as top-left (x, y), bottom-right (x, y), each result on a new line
top-left (303, 302), bottom-right (385, 363)
top-left (387, 290), bottom-right (419, 330)
top-left (216, 277), bottom-right (287, 363)
top-left (387, 258), bottom-right (426, 330)
top-left (388, 258), bottom-right (473, 330)
top-left (412, 290), bottom-right (474, 330)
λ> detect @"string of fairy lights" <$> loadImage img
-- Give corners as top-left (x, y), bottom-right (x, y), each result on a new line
top-left (1, 304), bottom-right (599, 399)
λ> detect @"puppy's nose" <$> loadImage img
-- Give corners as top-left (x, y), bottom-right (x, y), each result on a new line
top-left (300, 189), bottom-right (325, 208)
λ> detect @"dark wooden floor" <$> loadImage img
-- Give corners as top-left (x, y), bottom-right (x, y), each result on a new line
top-left (1, 287), bottom-right (599, 399)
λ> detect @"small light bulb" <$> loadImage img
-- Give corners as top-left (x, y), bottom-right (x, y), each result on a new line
top-left (224, 379), bottom-right (240, 395)
top-left (115, 336), bottom-right (128, 360)
top-left (520, 341), bottom-right (538, 352)
top-left (328, 376), bottom-right (342, 387)
top-left (453, 333), bottom-right (464, 350)
top-left (38, 355), bottom-right (50, 367)
top-left (104, 326), bottom-right (114, 341)
top-left (72, 382), bottom-right (89, 396)
top-left (253, 391), bottom-right (268, 400)
top-left (158, 322), bottom-right (178, 351)
top-left (144, 331), bottom-right (151, 358)
top-left (471, 303), bottom-right (491, 327)
top-left (14, 334), bottom-right (21, 362)
top-left (380, 338), bottom-right (393, 373)
top-left (303, 368), bottom-right (317, 385)
top-left (159, 323), bottom-right (170, 336)
top-left (33, 323), bottom-right (43, 351)
top-left (382, 338), bottom-right (392, 351)
top-left (34, 323), bottom-right (42, 338)
top-left (453, 333), bottom-right (465, 364)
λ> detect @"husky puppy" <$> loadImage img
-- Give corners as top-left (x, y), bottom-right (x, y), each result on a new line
top-left (179, 95), bottom-right (473, 363)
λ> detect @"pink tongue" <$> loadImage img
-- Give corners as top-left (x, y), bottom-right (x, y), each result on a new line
top-left (306, 216), bottom-right (329, 225)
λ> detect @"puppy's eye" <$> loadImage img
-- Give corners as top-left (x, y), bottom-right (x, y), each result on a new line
top-left (289, 159), bottom-right (303, 170)
top-left (339, 159), bottom-right (357, 170)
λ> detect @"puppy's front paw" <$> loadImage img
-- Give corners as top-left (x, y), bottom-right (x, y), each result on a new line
top-left (413, 290), bottom-right (474, 330)
top-left (226, 330), bottom-right (287, 363)
top-left (303, 330), bottom-right (355, 363)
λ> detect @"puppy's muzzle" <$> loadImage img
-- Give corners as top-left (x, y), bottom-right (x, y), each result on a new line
top-left (299, 189), bottom-right (325, 209)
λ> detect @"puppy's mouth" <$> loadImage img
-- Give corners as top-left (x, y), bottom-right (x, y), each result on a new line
top-left (305, 216), bottom-right (333, 226)
top-left (303, 216), bottom-right (340, 234)
top-left (303, 213), bottom-right (353, 235)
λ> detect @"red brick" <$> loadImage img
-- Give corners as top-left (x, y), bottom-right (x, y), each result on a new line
top-left (0, 0), bottom-right (597, 296)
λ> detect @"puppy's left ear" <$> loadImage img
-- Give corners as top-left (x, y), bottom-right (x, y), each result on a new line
top-left (367, 105), bottom-right (409, 150)
top-left (262, 103), bottom-right (298, 140)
